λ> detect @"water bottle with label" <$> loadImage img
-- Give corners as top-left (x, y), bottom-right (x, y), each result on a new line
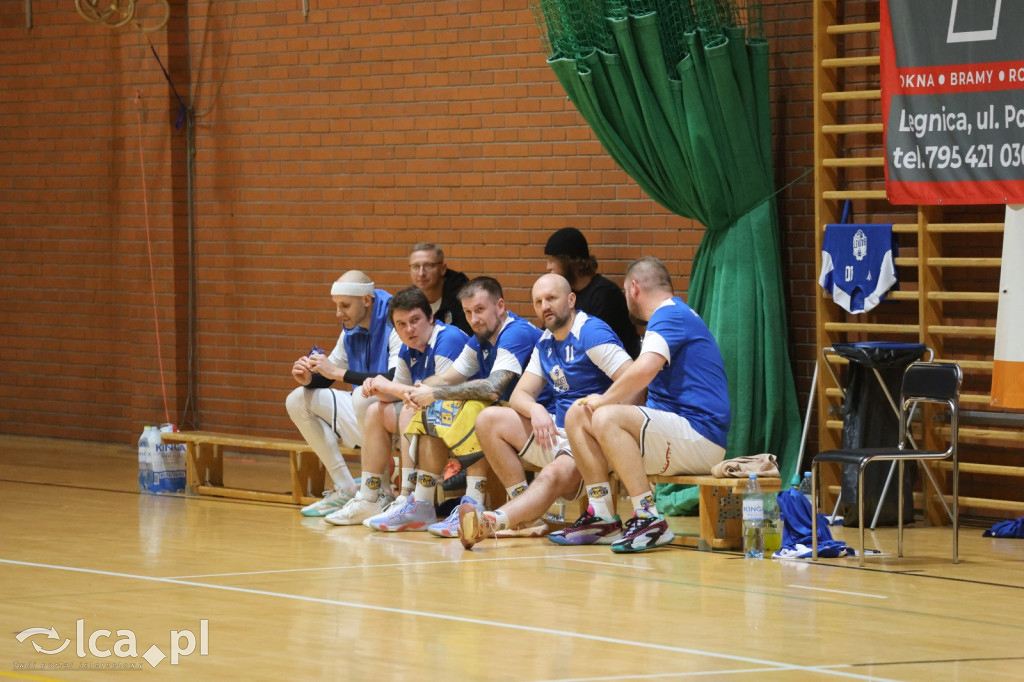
top-left (763, 491), bottom-right (783, 556)
top-left (742, 473), bottom-right (764, 558)
top-left (138, 426), bottom-right (152, 492)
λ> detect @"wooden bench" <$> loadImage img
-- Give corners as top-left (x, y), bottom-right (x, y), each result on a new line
top-left (649, 474), bottom-right (784, 551)
top-left (160, 431), bottom-right (360, 506)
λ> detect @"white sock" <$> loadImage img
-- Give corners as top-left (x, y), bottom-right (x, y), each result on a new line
top-left (465, 475), bottom-right (487, 505)
top-left (401, 467), bottom-right (416, 497)
top-left (414, 471), bottom-right (438, 504)
top-left (587, 481), bottom-right (615, 519)
top-left (489, 510), bottom-right (510, 531)
top-left (631, 491), bottom-right (658, 517)
top-left (357, 473), bottom-right (384, 501)
top-left (506, 481), bottom-right (528, 499)
top-left (327, 462), bottom-right (356, 492)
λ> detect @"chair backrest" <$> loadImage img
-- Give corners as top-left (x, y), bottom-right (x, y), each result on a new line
top-left (899, 361), bottom-right (963, 453)
top-left (900, 361), bottom-right (963, 404)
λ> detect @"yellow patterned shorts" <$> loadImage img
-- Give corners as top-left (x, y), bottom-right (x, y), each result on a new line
top-left (404, 399), bottom-right (492, 460)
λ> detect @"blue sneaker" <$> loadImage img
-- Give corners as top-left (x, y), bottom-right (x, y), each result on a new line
top-left (429, 496), bottom-right (481, 538)
top-left (368, 495), bottom-right (436, 532)
top-left (610, 514), bottom-right (675, 553)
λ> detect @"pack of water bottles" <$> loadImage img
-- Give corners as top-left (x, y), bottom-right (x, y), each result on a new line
top-left (137, 424), bottom-right (186, 493)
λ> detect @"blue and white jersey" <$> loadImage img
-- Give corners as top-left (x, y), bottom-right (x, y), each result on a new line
top-left (819, 223), bottom-right (897, 314)
top-left (328, 290), bottom-right (400, 376)
top-left (525, 312), bottom-right (631, 427)
top-left (394, 322), bottom-right (469, 386)
top-left (452, 311), bottom-right (546, 402)
top-left (642, 297), bottom-right (731, 449)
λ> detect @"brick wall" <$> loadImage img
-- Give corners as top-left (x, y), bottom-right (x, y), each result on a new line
top-left (1, 0), bottom-right (816, 445)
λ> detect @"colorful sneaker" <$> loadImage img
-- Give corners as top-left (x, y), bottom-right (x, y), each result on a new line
top-left (363, 494), bottom-right (407, 528)
top-left (548, 506), bottom-right (623, 545)
top-left (300, 487), bottom-right (355, 517)
top-left (429, 496), bottom-right (481, 538)
top-left (368, 495), bottom-right (436, 532)
top-left (610, 514), bottom-right (675, 553)
top-left (324, 493), bottom-right (395, 526)
top-left (458, 503), bottom-right (497, 550)
top-left (495, 518), bottom-right (550, 539)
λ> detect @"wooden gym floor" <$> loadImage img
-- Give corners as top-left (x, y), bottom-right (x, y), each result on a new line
top-left (1, 434), bottom-right (1022, 681)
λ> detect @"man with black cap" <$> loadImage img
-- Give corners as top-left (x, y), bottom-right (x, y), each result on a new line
top-left (544, 227), bottom-right (640, 358)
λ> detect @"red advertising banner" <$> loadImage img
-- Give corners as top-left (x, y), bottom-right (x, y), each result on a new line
top-left (881, 0), bottom-right (1024, 205)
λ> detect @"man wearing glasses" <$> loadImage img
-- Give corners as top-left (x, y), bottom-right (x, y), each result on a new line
top-left (408, 243), bottom-right (471, 335)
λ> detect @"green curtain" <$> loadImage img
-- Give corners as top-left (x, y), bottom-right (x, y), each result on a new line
top-left (540, 7), bottom-right (801, 512)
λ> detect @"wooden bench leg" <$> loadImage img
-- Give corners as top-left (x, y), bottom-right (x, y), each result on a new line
top-left (291, 450), bottom-right (326, 504)
top-left (184, 440), bottom-right (201, 492)
top-left (708, 485), bottom-right (743, 551)
top-left (193, 442), bottom-right (224, 488)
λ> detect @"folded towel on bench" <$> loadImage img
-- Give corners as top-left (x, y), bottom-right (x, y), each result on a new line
top-left (710, 453), bottom-right (779, 478)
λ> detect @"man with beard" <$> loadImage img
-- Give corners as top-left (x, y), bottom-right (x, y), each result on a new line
top-left (366, 277), bottom-right (549, 535)
top-left (458, 274), bottom-right (633, 548)
top-left (286, 270), bottom-right (401, 517)
top-left (555, 257), bottom-right (731, 553)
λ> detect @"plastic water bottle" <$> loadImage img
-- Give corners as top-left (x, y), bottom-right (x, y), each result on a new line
top-left (799, 471), bottom-right (814, 509)
top-left (794, 471), bottom-right (811, 507)
top-left (545, 499), bottom-right (566, 524)
top-left (763, 492), bottom-right (782, 556)
top-left (159, 423), bottom-right (186, 493)
top-left (138, 426), bottom-right (152, 492)
top-left (742, 474), bottom-right (764, 558)
top-left (148, 426), bottom-right (166, 493)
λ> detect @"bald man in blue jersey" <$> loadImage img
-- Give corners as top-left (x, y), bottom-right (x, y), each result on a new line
top-left (458, 274), bottom-right (634, 549)
top-left (559, 257), bottom-right (732, 553)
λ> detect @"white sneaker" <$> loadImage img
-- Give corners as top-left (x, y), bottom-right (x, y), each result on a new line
top-left (325, 493), bottom-right (395, 526)
top-left (363, 494), bottom-right (407, 528)
top-left (300, 487), bottom-right (355, 517)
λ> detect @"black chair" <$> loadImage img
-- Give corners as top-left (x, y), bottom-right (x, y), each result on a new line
top-left (811, 361), bottom-right (963, 567)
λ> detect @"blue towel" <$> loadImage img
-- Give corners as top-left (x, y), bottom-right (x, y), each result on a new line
top-left (983, 517), bottom-right (1024, 538)
top-left (774, 488), bottom-right (853, 558)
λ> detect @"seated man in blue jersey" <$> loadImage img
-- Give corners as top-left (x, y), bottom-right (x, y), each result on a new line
top-left (558, 257), bottom-right (732, 553)
top-left (367, 277), bottom-right (545, 536)
top-left (286, 270), bottom-right (401, 517)
top-left (322, 286), bottom-right (468, 526)
top-left (458, 274), bottom-right (634, 549)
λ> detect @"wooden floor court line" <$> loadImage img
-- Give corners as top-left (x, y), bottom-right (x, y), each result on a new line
top-left (161, 548), bottom-right (606, 577)
top-left (541, 563), bottom-right (1024, 634)
top-left (785, 584), bottom-right (888, 599)
top-left (0, 558), bottom-right (896, 681)
top-left (542, 667), bottom-right (861, 681)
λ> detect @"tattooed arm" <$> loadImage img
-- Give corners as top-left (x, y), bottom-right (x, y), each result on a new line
top-left (405, 369), bottom-right (516, 408)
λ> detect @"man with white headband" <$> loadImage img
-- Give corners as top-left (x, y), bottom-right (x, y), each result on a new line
top-left (322, 286), bottom-right (468, 526)
top-left (286, 270), bottom-right (401, 517)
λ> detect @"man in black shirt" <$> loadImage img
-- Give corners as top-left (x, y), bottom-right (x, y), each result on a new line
top-left (543, 227), bottom-right (641, 358)
top-left (409, 242), bottom-right (471, 335)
